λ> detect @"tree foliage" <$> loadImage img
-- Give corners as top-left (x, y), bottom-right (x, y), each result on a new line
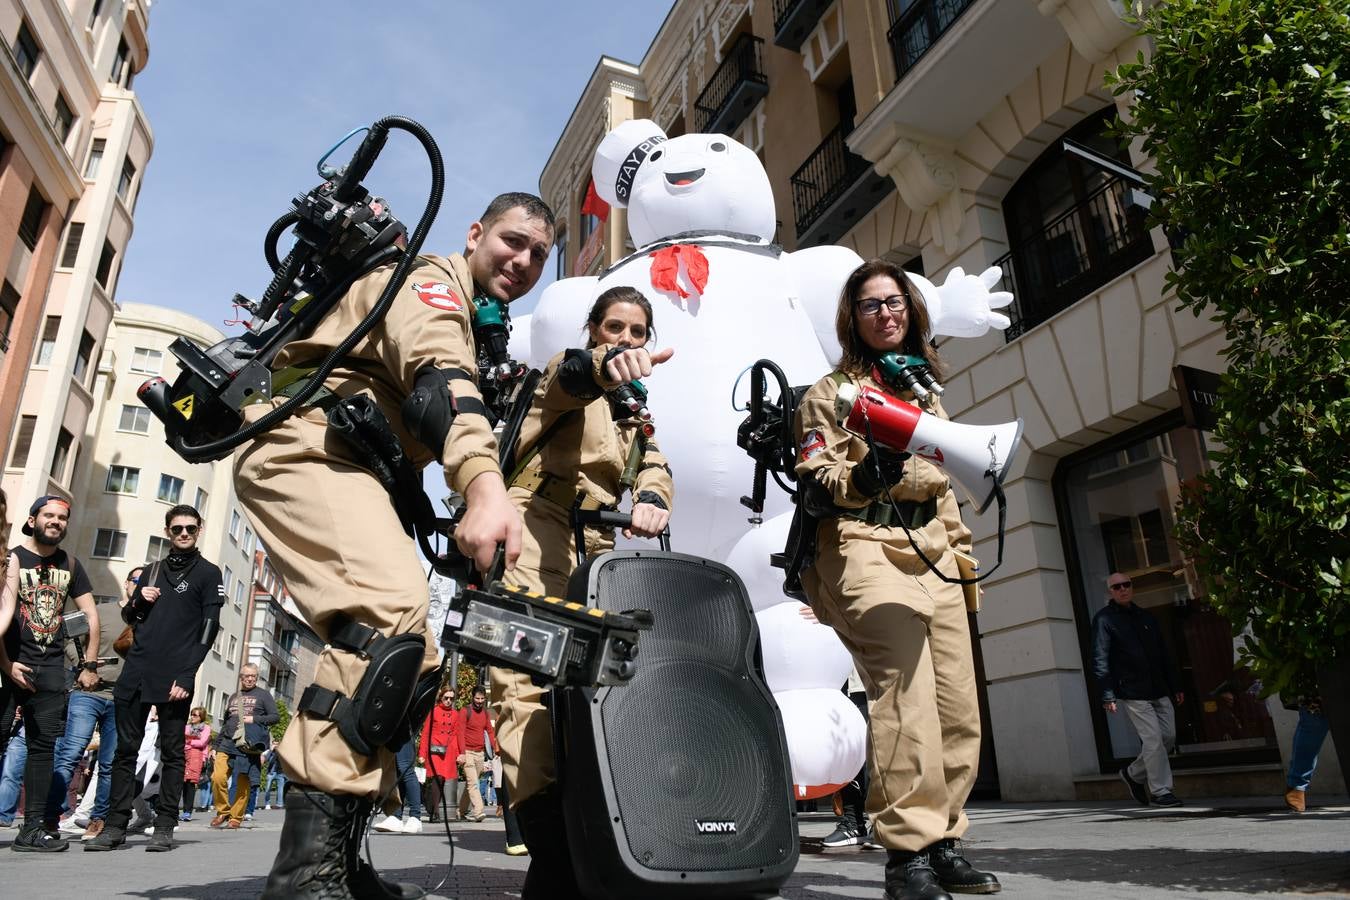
top-left (1110, 0), bottom-right (1350, 695)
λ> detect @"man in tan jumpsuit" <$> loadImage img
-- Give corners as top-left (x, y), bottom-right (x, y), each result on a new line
top-left (235, 193), bottom-right (553, 900)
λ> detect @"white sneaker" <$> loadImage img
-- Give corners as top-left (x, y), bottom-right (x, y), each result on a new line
top-left (244, 813), bottom-right (253, 821)
top-left (372, 814), bottom-right (404, 833)
top-left (401, 817), bottom-right (423, 835)
top-left (58, 817), bottom-right (86, 834)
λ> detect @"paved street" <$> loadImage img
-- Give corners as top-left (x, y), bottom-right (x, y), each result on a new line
top-left (1, 797), bottom-right (1346, 899)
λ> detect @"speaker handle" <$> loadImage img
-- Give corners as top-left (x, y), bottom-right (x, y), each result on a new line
top-left (572, 508), bottom-right (672, 552)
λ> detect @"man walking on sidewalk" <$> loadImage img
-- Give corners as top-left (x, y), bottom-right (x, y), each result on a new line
top-left (1092, 573), bottom-right (1185, 808)
top-left (459, 687), bottom-right (498, 822)
top-left (210, 664), bottom-right (277, 829)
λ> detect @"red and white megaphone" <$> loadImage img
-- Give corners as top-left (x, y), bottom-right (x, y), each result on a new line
top-left (834, 384), bottom-right (1023, 514)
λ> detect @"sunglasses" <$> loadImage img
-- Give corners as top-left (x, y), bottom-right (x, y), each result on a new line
top-left (169, 524), bottom-right (199, 536)
top-left (1109, 581), bottom-right (1133, 590)
top-left (856, 295), bottom-right (908, 317)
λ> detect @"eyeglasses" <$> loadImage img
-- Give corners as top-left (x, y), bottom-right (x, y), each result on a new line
top-left (169, 524), bottom-right (199, 536)
top-left (856, 295), bottom-right (907, 317)
top-left (1109, 581), bottom-right (1133, 590)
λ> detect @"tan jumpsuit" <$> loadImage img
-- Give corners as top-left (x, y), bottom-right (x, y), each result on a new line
top-left (795, 370), bottom-right (980, 853)
top-left (491, 347), bottom-right (674, 806)
top-left (233, 253), bottom-right (500, 798)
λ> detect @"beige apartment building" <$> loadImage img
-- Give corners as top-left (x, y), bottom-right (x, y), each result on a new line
top-left (67, 301), bottom-right (257, 718)
top-left (246, 550), bottom-right (323, 718)
top-left (1, 0), bottom-right (153, 535)
top-left (541, 0), bottom-right (1339, 801)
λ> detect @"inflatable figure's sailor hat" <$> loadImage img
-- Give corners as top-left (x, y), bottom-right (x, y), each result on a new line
top-left (592, 118), bottom-right (668, 208)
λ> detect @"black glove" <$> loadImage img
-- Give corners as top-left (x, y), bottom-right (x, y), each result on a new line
top-left (850, 446), bottom-right (909, 497)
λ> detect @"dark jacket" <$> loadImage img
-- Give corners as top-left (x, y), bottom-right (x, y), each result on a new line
top-left (116, 550), bottom-right (224, 704)
top-left (1091, 600), bottom-right (1180, 703)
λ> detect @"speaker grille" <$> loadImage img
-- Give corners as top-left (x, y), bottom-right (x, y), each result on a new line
top-left (602, 661), bottom-right (791, 871)
top-left (593, 556), bottom-right (749, 665)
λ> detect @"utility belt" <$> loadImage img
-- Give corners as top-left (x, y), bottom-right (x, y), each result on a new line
top-left (510, 465), bottom-right (610, 513)
top-left (839, 496), bottom-right (938, 530)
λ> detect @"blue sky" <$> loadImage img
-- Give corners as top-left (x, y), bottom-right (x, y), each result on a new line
top-left (118, 1), bottom-right (672, 327)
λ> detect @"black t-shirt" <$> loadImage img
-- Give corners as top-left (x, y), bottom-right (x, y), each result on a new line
top-left (5, 546), bottom-right (92, 684)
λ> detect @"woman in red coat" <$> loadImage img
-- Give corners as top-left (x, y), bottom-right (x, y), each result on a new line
top-left (181, 706), bottom-right (212, 821)
top-left (418, 687), bottom-right (465, 822)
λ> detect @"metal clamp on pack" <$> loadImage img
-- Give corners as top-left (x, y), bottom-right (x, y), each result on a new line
top-left (298, 615), bottom-right (425, 757)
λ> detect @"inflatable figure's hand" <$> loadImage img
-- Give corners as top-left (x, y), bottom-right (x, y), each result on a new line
top-left (929, 266), bottom-right (1014, 338)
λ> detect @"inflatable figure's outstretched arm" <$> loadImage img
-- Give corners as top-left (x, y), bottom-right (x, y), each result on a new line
top-left (780, 245), bottom-right (863, 364)
top-left (911, 266), bottom-right (1013, 339)
top-left (528, 275), bottom-right (599, 371)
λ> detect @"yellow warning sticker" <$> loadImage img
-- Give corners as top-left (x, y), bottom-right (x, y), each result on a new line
top-left (173, 394), bottom-right (195, 420)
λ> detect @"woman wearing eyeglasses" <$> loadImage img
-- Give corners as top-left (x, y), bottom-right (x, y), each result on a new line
top-left (793, 259), bottom-right (999, 900)
top-left (418, 687), bottom-right (465, 823)
top-left (86, 504), bottom-right (225, 852)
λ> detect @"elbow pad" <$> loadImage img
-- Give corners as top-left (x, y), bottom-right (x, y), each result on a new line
top-left (557, 349), bottom-right (604, 399)
top-left (199, 616), bottom-right (219, 649)
top-left (401, 366), bottom-right (485, 455)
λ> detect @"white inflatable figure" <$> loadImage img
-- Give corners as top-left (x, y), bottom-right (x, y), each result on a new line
top-left (523, 120), bottom-right (1011, 796)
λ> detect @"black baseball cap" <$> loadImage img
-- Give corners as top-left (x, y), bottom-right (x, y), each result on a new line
top-left (22, 494), bottom-right (71, 536)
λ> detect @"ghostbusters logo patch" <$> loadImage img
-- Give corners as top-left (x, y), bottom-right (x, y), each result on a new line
top-left (410, 282), bottom-right (464, 312)
top-left (800, 430), bottom-right (826, 461)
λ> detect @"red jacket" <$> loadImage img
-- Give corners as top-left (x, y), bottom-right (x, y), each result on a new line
top-left (418, 703), bottom-right (466, 780)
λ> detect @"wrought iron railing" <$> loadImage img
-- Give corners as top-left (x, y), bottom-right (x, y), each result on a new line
top-left (996, 175), bottom-right (1155, 340)
top-left (772, 0), bottom-right (798, 33)
top-left (887, 0), bottom-right (975, 82)
top-left (790, 123), bottom-right (872, 236)
top-left (695, 33), bottom-right (768, 132)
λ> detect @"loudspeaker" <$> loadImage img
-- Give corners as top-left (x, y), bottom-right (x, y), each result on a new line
top-left (555, 550), bottom-right (798, 899)
top-left (835, 382), bottom-right (1024, 513)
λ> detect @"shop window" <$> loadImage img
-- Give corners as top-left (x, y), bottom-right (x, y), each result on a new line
top-left (1057, 415), bottom-right (1279, 770)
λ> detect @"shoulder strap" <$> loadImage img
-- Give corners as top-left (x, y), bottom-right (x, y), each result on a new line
top-left (508, 409), bottom-right (579, 482)
top-left (828, 371), bottom-right (849, 389)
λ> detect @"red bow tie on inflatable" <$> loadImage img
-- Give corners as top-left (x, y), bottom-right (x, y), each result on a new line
top-left (648, 244), bottom-right (709, 299)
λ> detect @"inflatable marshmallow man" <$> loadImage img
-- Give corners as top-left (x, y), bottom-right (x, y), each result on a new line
top-left (517, 120), bottom-right (1011, 796)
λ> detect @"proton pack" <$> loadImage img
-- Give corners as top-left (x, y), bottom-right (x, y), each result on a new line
top-left (139, 116), bottom-right (448, 464)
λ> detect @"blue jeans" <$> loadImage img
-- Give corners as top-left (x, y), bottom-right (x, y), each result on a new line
top-left (0, 729), bottom-right (27, 823)
top-left (394, 739), bottom-right (421, 818)
top-left (48, 692), bottom-right (118, 820)
top-left (1287, 706), bottom-right (1331, 791)
top-left (260, 769), bottom-right (287, 806)
top-left (197, 779), bottom-right (212, 810)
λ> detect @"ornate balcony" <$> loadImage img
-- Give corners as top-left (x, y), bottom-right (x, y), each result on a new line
top-left (790, 124), bottom-right (894, 248)
top-left (996, 174), bottom-right (1154, 340)
top-left (887, 0), bottom-right (976, 83)
top-left (772, 0), bottom-right (833, 51)
top-left (695, 33), bottom-right (769, 135)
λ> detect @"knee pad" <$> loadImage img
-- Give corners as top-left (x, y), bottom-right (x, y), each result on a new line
top-left (388, 664), bottom-right (445, 750)
top-left (298, 623), bottom-right (426, 758)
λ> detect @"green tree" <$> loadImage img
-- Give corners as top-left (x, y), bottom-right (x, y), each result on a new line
top-left (270, 697), bottom-right (290, 743)
top-left (1110, 0), bottom-right (1350, 695)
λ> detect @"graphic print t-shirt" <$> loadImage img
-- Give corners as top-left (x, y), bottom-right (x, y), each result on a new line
top-left (5, 546), bottom-right (92, 684)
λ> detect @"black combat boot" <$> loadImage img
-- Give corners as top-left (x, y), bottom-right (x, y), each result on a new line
top-left (145, 825), bottom-right (175, 852)
top-left (928, 839), bottom-right (1001, 894)
top-left (515, 789), bottom-right (584, 900)
top-left (346, 797), bottom-right (426, 899)
top-left (260, 784), bottom-right (358, 900)
top-left (885, 849), bottom-right (953, 900)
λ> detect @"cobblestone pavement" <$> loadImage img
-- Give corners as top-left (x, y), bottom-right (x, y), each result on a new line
top-left (1, 797), bottom-right (1346, 898)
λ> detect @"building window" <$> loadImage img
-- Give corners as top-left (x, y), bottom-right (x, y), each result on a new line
top-left (13, 20), bottom-right (41, 81)
top-left (87, 0), bottom-right (105, 29)
top-left (73, 330), bottom-right (96, 383)
top-left (554, 230), bottom-right (568, 281)
top-left (117, 157), bottom-right (136, 202)
top-left (96, 240), bottom-right (116, 289)
top-left (9, 416), bottom-right (36, 467)
top-left (53, 93), bottom-right (75, 143)
top-left (194, 487), bottom-right (208, 515)
top-left (998, 107), bottom-right (1154, 339)
top-left (84, 139), bottom-right (105, 179)
top-left (118, 403), bottom-right (151, 434)
top-left (0, 281), bottom-right (19, 351)
top-left (49, 428), bottom-right (73, 480)
top-left (229, 511), bottom-right (241, 542)
top-left (223, 565), bottom-right (234, 596)
top-left (157, 473), bottom-right (184, 504)
top-left (60, 223), bottom-right (84, 269)
top-left (110, 38), bottom-right (129, 85)
top-left (243, 526), bottom-right (254, 557)
top-left (206, 685), bottom-right (216, 713)
top-left (36, 316), bottom-right (60, 366)
top-left (18, 187), bottom-right (47, 250)
top-left (234, 580), bottom-right (245, 609)
top-left (93, 528), bottom-right (128, 559)
top-left (129, 346), bottom-right (162, 375)
top-left (147, 535), bottom-right (170, 560)
top-left (1057, 415), bottom-right (1279, 771)
top-left (228, 634), bottom-right (238, 663)
top-left (105, 464), bottom-right (140, 494)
